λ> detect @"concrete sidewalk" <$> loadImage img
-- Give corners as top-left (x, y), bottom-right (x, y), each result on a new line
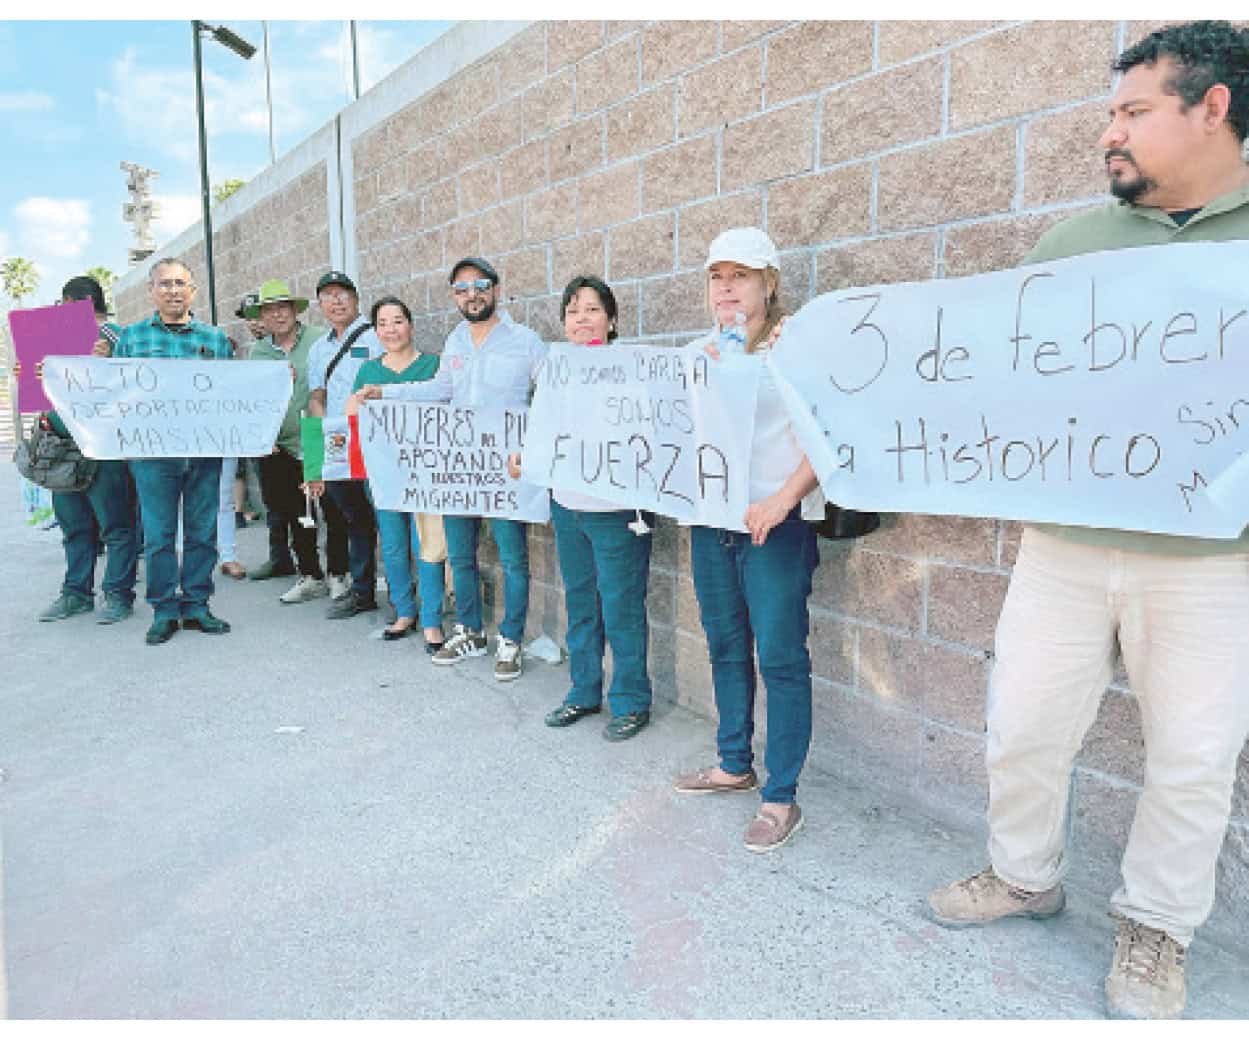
top-left (2, 462), bottom-right (1246, 1019)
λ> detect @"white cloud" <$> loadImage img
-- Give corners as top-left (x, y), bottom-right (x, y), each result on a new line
top-left (152, 194), bottom-right (203, 242)
top-left (95, 41), bottom-right (317, 162)
top-left (0, 90), bottom-right (54, 113)
top-left (15, 197), bottom-right (91, 260)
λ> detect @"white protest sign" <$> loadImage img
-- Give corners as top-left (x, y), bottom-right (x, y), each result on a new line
top-left (357, 401), bottom-right (550, 523)
top-left (768, 240), bottom-right (1249, 539)
top-left (42, 357), bottom-right (292, 459)
top-left (524, 342), bottom-right (760, 531)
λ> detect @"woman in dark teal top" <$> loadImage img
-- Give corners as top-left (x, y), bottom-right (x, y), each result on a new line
top-left (348, 296), bottom-right (446, 649)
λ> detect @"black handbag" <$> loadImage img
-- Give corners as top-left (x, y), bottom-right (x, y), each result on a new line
top-left (810, 502), bottom-right (880, 540)
top-left (14, 417), bottom-right (99, 493)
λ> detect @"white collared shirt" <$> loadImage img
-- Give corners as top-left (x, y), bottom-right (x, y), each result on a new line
top-left (307, 315), bottom-right (385, 417)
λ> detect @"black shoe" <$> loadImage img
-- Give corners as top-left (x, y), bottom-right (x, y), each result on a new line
top-left (145, 618), bottom-right (179, 645)
top-left (326, 593), bottom-right (378, 619)
top-left (382, 622), bottom-right (413, 641)
top-left (181, 611), bottom-right (231, 634)
top-left (544, 703), bottom-right (602, 728)
top-left (424, 639), bottom-right (445, 656)
top-left (249, 560), bottom-right (296, 581)
top-left (603, 711), bottom-right (650, 742)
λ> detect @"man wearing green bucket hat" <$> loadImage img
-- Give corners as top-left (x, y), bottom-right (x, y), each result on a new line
top-left (245, 279), bottom-right (334, 604)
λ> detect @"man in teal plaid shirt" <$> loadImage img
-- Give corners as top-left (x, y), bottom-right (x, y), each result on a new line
top-left (110, 257), bottom-right (234, 644)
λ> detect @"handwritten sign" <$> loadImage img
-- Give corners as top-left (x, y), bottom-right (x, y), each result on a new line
top-left (41, 357), bottom-right (293, 459)
top-left (524, 343), bottom-right (760, 531)
top-left (358, 401), bottom-right (550, 523)
top-left (9, 300), bottom-right (99, 413)
top-left (768, 240), bottom-right (1249, 539)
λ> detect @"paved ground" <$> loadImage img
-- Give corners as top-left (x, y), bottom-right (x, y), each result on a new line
top-left (2, 461), bottom-right (1247, 1019)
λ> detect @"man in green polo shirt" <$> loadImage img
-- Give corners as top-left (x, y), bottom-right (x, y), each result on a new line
top-left (244, 279), bottom-right (333, 603)
top-left (928, 21), bottom-right (1249, 1019)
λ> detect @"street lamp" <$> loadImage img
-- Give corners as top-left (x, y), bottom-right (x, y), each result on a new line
top-left (192, 20), bottom-right (256, 325)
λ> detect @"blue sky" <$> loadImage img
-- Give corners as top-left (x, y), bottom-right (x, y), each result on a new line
top-left (0, 19), bottom-right (453, 310)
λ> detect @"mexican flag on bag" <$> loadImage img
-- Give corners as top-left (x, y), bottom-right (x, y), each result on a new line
top-left (300, 415), bottom-right (366, 481)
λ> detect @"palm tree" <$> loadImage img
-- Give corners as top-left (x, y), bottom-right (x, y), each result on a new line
top-left (1, 256), bottom-right (39, 307)
top-left (86, 265), bottom-right (116, 315)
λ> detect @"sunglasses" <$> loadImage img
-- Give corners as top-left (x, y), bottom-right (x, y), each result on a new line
top-left (451, 278), bottom-right (494, 295)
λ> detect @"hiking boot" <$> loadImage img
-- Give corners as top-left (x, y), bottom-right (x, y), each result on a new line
top-left (327, 574), bottom-right (351, 600)
top-left (927, 867), bottom-right (1065, 928)
top-left (96, 596), bottom-right (134, 625)
top-left (603, 711), bottom-right (650, 742)
top-left (744, 804), bottom-right (804, 852)
top-left (1105, 917), bottom-right (1186, 1019)
top-left (432, 624), bottom-right (488, 666)
top-left (279, 575), bottom-right (328, 604)
top-left (494, 635), bottom-right (522, 681)
top-left (249, 559), bottom-right (296, 581)
top-left (39, 593), bottom-right (94, 622)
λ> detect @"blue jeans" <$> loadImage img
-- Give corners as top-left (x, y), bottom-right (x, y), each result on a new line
top-left (690, 511), bottom-right (819, 804)
top-left (372, 503), bottom-right (446, 630)
top-left (51, 460), bottom-right (138, 604)
top-left (325, 479), bottom-right (376, 599)
top-left (444, 515), bottom-right (529, 642)
top-left (129, 457), bottom-right (223, 622)
top-left (551, 501), bottom-right (653, 716)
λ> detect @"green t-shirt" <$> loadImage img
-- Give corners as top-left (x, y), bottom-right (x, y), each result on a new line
top-left (1024, 181), bottom-right (1249, 556)
top-left (249, 322), bottom-right (324, 455)
top-left (352, 352), bottom-right (440, 392)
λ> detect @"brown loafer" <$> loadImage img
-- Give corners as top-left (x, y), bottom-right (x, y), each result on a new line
top-left (219, 561), bottom-right (246, 580)
top-left (744, 804), bottom-right (804, 853)
top-left (673, 766), bottom-right (758, 794)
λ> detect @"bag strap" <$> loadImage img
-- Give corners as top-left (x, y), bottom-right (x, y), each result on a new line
top-left (323, 323), bottom-right (372, 386)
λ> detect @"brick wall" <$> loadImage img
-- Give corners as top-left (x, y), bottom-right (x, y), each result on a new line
top-left (112, 20), bottom-right (1249, 946)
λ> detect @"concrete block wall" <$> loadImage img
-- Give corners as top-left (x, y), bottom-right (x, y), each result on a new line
top-left (111, 20), bottom-right (1248, 947)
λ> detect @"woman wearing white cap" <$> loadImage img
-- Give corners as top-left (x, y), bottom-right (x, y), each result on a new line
top-left (673, 227), bottom-right (823, 853)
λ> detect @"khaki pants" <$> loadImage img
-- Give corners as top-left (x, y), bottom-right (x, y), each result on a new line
top-left (987, 527), bottom-right (1249, 945)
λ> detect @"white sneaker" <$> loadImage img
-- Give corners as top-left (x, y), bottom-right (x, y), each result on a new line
top-left (280, 575), bottom-right (328, 604)
top-left (494, 634), bottom-right (523, 682)
top-left (327, 574), bottom-right (350, 600)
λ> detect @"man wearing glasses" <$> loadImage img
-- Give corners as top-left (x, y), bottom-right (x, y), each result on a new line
top-left (362, 256), bottom-right (546, 681)
top-left (305, 270), bottom-right (384, 618)
top-left (106, 257), bottom-right (234, 645)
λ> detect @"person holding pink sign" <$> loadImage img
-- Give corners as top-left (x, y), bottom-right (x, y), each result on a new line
top-left (15, 275), bottom-right (139, 625)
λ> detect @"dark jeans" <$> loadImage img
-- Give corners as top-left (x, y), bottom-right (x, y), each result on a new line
top-left (51, 459), bottom-right (138, 604)
top-left (690, 511), bottom-right (819, 804)
top-left (129, 457), bottom-right (223, 622)
top-left (444, 515), bottom-right (529, 643)
top-left (319, 483), bottom-right (350, 577)
top-left (551, 501), bottom-right (653, 716)
top-left (325, 479), bottom-right (376, 598)
top-left (258, 448), bottom-right (323, 578)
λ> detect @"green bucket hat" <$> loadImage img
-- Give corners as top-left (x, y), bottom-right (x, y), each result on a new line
top-left (244, 278), bottom-right (309, 319)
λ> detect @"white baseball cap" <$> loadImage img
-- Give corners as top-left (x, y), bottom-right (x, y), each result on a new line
top-left (704, 227), bottom-right (780, 270)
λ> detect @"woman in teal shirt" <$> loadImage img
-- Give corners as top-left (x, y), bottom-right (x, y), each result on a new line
top-left (347, 296), bottom-right (446, 649)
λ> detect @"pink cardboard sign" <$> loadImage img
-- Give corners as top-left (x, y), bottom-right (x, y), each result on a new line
top-left (9, 300), bottom-right (100, 414)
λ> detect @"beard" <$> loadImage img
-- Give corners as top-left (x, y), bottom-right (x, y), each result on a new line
top-left (1105, 150), bottom-right (1156, 204)
top-left (459, 296), bottom-right (497, 324)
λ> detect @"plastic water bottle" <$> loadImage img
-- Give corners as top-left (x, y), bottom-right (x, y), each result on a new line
top-left (718, 311), bottom-right (748, 355)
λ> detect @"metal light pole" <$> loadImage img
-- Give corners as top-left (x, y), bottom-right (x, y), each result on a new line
top-left (263, 21), bottom-right (276, 165)
top-left (349, 20), bottom-right (361, 100)
top-left (191, 20), bottom-right (256, 326)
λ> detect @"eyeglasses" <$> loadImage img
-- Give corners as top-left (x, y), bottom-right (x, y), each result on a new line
top-left (451, 278), bottom-right (494, 295)
top-left (156, 279), bottom-right (193, 292)
top-left (320, 289), bottom-right (353, 303)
